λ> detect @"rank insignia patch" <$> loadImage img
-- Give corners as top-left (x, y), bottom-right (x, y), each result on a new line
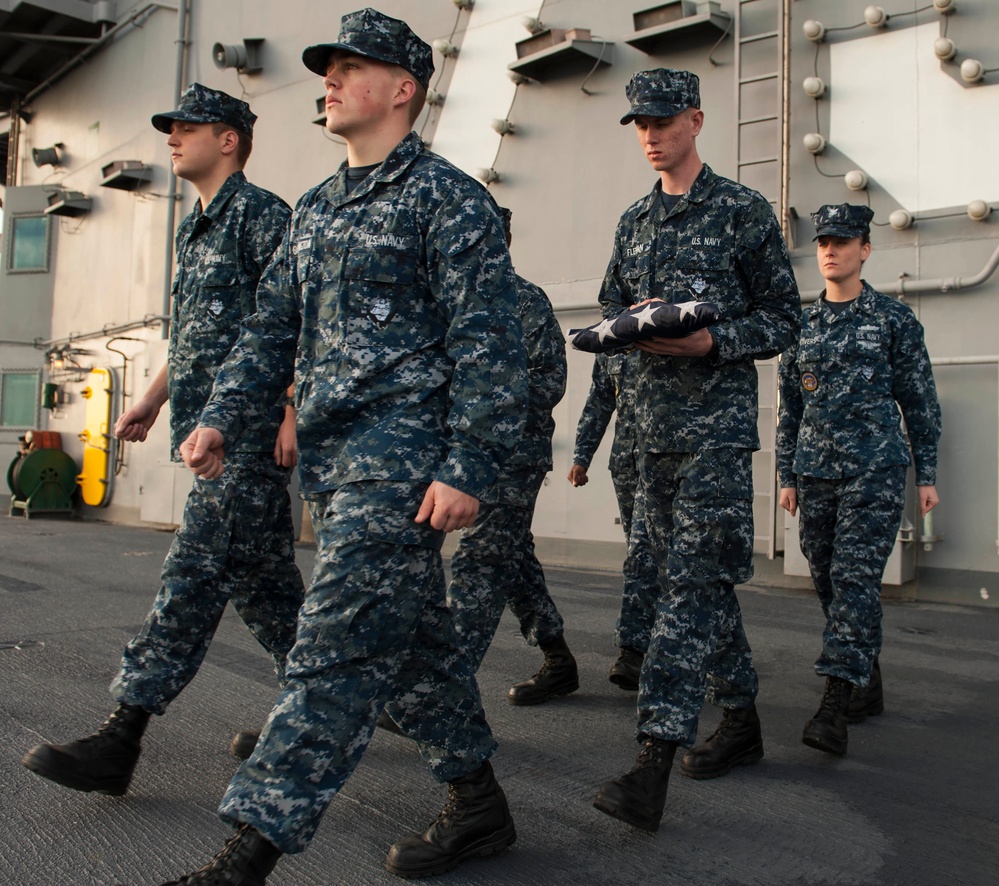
top-left (369, 297), bottom-right (395, 327)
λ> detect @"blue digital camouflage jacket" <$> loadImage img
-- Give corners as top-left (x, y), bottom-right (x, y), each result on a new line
top-left (777, 282), bottom-right (941, 486)
top-left (507, 275), bottom-right (566, 472)
top-left (199, 132), bottom-right (528, 499)
top-left (167, 171), bottom-right (291, 459)
top-left (598, 164), bottom-right (800, 453)
top-left (572, 352), bottom-right (640, 474)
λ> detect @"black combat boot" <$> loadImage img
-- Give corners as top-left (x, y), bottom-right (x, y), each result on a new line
top-left (593, 736), bottom-right (678, 832)
top-left (385, 761), bottom-right (517, 878)
top-left (802, 676), bottom-right (853, 756)
top-left (846, 658), bottom-right (884, 724)
top-left (229, 729), bottom-right (260, 761)
top-left (679, 703), bottom-right (764, 779)
top-left (22, 703), bottom-right (151, 795)
top-left (160, 824), bottom-right (281, 885)
top-left (506, 635), bottom-right (579, 705)
top-left (608, 646), bottom-right (644, 691)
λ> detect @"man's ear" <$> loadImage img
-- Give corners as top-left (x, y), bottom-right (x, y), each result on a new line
top-left (689, 108), bottom-right (705, 137)
top-left (219, 129), bottom-right (240, 156)
top-left (394, 75), bottom-right (417, 109)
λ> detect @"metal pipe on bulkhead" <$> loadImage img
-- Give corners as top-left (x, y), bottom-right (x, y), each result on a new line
top-left (162, 0), bottom-right (191, 339)
top-left (798, 238), bottom-right (999, 302)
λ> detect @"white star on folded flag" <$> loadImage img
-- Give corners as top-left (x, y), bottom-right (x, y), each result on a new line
top-left (677, 300), bottom-right (699, 320)
top-left (633, 304), bottom-right (661, 331)
top-left (594, 317), bottom-right (619, 345)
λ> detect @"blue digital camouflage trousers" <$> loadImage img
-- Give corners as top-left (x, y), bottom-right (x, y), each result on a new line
top-left (614, 474), bottom-right (659, 653)
top-left (447, 466), bottom-right (565, 670)
top-left (637, 449), bottom-right (758, 747)
top-left (111, 455), bottom-right (304, 714)
top-left (217, 481), bottom-right (496, 855)
top-left (797, 466), bottom-right (907, 687)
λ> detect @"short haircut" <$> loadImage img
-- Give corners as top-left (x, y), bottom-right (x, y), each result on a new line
top-left (211, 121), bottom-right (252, 166)
top-left (407, 80), bottom-right (427, 125)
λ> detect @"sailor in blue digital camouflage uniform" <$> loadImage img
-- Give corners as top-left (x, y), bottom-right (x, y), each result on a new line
top-left (778, 203), bottom-right (941, 757)
top-left (160, 10), bottom-right (529, 884)
top-left (569, 350), bottom-right (659, 690)
top-left (592, 69), bottom-right (800, 833)
top-left (22, 84), bottom-right (304, 801)
top-left (445, 206), bottom-right (578, 707)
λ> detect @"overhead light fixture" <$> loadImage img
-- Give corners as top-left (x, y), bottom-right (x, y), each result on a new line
top-left (433, 38), bottom-right (459, 57)
top-left (844, 170), bottom-right (868, 191)
top-left (490, 118), bottom-right (515, 135)
top-left (212, 38), bottom-right (264, 74)
top-left (476, 167), bottom-right (500, 184)
top-left (960, 58), bottom-right (984, 82)
top-left (803, 20), bottom-right (826, 42)
top-left (507, 70), bottom-right (532, 86)
top-left (864, 6), bottom-right (888, 28)
top-left (803, 76), bottom-right (826, 98)
top-left (889, 209), bottom-right (914, 230)
top-left (933, 37), bottom-right (957, 60)
top-left (32, 144), bottom-right (63, 168)
top-left (100, 160), bottom-right (153, 191)
top-left (802, 133), bottom-right (826, 154)
top-left (967, 200), bottom-right (992, 221)
top-left (426, 89), bottom-right (445, 106)
top-left (933, 0), bottom-right (956, 13)
top-left (44, 189), bottom-right (92, 217)
top-left (520, 15), bottom-right (546, 35)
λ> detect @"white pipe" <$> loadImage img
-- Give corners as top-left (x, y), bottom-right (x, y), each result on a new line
top-left (800, 238), bottom-right (999, 302)
top-left (162, 0), bottom-right (191, 338)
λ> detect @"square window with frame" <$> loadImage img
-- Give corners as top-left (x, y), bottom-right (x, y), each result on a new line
top-left (0, 370), bottom-right (40, 427)
top-left (7, 214), bottom-right (51, 273)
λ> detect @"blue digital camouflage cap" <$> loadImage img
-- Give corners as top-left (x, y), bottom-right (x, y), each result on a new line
top-left (811, 203), bottom-right (875, 240)
top-left (151, 82), bottom-right (256, 137)
top-left (620, 68), bottom-right (700, 125)
top-left (302, 7), bottom-right (434, 92)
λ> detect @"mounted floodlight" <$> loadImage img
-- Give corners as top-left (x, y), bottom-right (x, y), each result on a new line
top-left (864, 6), bottom-right (888, 28)
top-left (521, 15), bottom-right (546, 35)
top-left (889, 209), bottom-right (914, 230)
top-left (44, 189), bottom-right (92, 217)
top-left (476, 167), bottom-right (500, 184)
top-left (32, 145), bottom-right (62, 168)
top-left (967, 200), bottom-right (992, 221)
top-left (213, 38), bottom-right (264, 74)
top-left (433, 38), bottom-right (459, 57)
top-left (933, 37), bottom-right (956, 60)
top-left (490, 118), bottom-right (515, 135)
top-left (803, 76), bottom-right (826, 98)
top-left (803, 20), bottom-right (825, 42)
top-left (803, 133), bottom-right (826, 154)
top-left (960, 58), bottom-right (984, 82)
top-left (507, 70), bottom-right (531, 85)
top-left (426, 89), bottom-right (445, 106)
top-left (844, 170), bottom-right (868, 191)
top-left (933, 0), bottom-right (955, 12)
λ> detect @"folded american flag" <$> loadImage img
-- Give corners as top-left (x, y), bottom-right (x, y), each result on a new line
top-left (567, 300), bottom-right (722, 353)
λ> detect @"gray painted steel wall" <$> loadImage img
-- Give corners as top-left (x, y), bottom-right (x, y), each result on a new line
top-left (2, 0), bottom-right (997, 591)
